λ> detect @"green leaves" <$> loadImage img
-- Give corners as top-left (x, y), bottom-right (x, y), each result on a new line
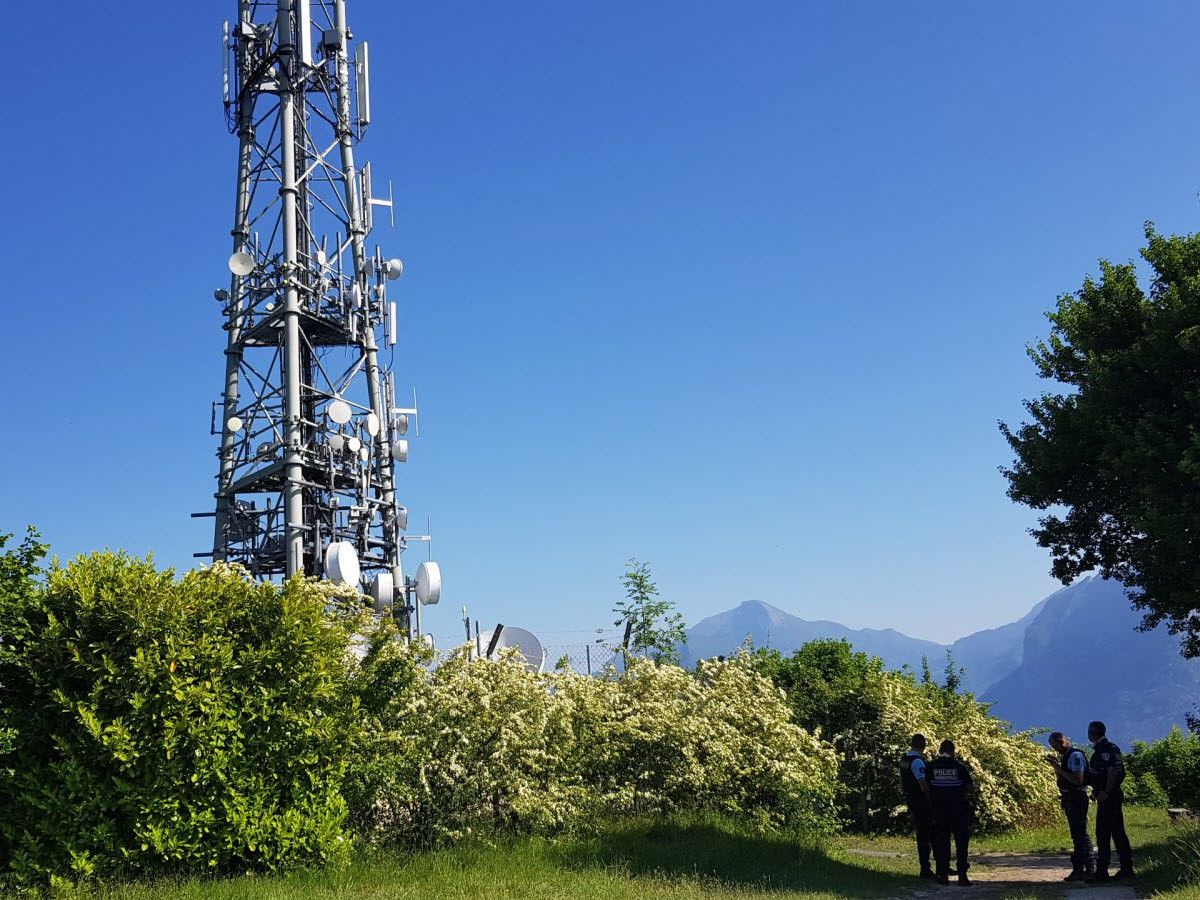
top-left (0, 555), bottom-right (357, 888)
top-left (612, 559), bottom-right (686, 664)
top-left (1002, 224), bottom-right (1200, 659)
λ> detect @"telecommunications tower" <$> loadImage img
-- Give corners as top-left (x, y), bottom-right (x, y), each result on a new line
top-left (199, 0), bottom-right (440, 635)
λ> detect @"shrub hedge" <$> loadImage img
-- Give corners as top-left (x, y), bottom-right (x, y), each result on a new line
top-left (0, 537), bottom-right (1079, 888)
top-left (0, 547), bottom-right (359, 887)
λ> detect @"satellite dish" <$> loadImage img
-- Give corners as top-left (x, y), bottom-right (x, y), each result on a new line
top-left (316, 248), bottom-right (327, 267)
top-left (392, 439), bottom-right (408, 462)
top-left (346, 435), bottom-right (362, 453)
top-left (365, 412), bottom-right (380, 436)
top-left (358, 447), bottom-right (369, 462)
top-left (328, 399), bottom-right (352, 424)
top-left (226, 416), bottom-right (243, 433)
top-left (491, 626), bottom-right (545, 673)
top-left (385, 258), bottom-right (404, 280)
top-left (422, 633), bottom-right (435, 649)
top-left (395, 413), bottom-right (409, 436)
top-left (415, 560), bottom-right (441, 606)
top-left (328, 433), bottom-right (345, 453)
top-left (228, 251), bottom-right (255, 276)
top-left (368, 571), bottom-right (393, 612)
top-left (324, 540), bottom-right (360, 587)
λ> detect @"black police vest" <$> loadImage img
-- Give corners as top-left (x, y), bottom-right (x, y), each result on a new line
top-left (928, 756), bottom-right (970, 806)
top-left (1056, 747), bottom-right (1087, 795)
top-left (1087, 738), bottom-right (1126, 790)
top-left (900, 753), bottom-right (925, 802)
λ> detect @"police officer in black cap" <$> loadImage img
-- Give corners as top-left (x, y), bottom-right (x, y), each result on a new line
top-left (928, 739), bottom-right (974, 886)
top-left (1086, 720), bottom-right (1134, 882)
top-left (1045, 732), bottom-right (1094, 881)
top-left (899, 733), bottom-right (934, 879)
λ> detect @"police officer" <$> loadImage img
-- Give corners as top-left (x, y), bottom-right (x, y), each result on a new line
top-left (1045, 732), bottom-right (1094, 881)
top-left (899, 733), bottom-right (934, 879)
top-left (928, 739), bottom-right (974, 887)
top-left (1086, 720), bottom-right (1134, 882)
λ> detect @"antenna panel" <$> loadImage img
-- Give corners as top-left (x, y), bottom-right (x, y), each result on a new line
top-left (355, 42), bottom-right (371, 129)
top-left (297, 0), bottom-right (313, 66)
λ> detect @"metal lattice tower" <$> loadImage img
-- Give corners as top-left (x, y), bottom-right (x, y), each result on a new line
top-left (199, 0), bottom-right (432, 631)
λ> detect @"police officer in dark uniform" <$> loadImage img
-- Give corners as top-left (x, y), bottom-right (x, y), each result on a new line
top-left (928, 739), bottom-right (974, 886)
top-left (1086, 720), bottom-right (1134, 882)
top-left (899, 733), bottom-right (934, 879)
top-left (1045, 732), bottom-right (1094, 881)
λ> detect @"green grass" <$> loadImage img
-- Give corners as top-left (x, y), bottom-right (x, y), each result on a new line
top-left (88, 817), bottom-right (914, 900)
top-left (51, 808), bottom-right (1200, 899)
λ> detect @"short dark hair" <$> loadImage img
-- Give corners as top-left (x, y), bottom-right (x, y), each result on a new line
top-left (1048, 731), bottom-right (1065, 744)
top-left (1088, 720), bottom-right (1107, 737)
top-left (939, 739), bottom-right (955, 755)
top-left (911, 733), bottom-right (926, 750)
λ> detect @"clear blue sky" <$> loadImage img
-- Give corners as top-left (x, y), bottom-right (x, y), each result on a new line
top-left (4, 1), bottom-right (1199, 645)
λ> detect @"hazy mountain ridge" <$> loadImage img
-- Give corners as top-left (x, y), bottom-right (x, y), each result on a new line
top-left (680, 577), bottom-right (1199, 743)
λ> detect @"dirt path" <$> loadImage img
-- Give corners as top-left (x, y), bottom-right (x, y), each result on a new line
top-left (850, 848), bottom-right (1139, 899)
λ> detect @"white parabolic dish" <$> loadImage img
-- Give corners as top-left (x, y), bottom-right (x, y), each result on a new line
top-left (415, 560), bottom-right (441, 605)
top-left (328, 398), bottom-right (352, 424)
top-left (324, 541), bottom-right (360, 587)
top-left (368, 571), bottom-right (393, 612)
top-left (492, 626), bottom-right (545, 673)
top-left (228, 251), bottom-right (255, 276)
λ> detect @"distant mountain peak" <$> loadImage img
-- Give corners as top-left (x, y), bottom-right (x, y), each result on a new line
top-left (681, 579), bottom-right (1198, 743)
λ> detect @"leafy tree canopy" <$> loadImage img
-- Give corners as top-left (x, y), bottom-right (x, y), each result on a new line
top-left (1001, 224), bottom-right (1200, 657)
top-left (613, 559), bottom-right (685, 663)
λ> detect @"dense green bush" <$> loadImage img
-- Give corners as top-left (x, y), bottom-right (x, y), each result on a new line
top-left (748, 641), bottom-right (1059, 832)
top-left (0, 548), bottom-right (360, 887)
top-left (1127, 726), bottom-right (1200, 809)
top-left (346, 638), bottom-right (841, 846)
top-left (1123, 770), bottom-right (1169, 807)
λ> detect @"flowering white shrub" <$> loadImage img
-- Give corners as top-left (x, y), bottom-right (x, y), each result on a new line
top-left (846, 671), bottom-right (1058, 831)
top-left (345, 631), bottom-right (840, 845)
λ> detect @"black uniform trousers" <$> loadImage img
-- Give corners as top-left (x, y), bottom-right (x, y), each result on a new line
top-left (906, 799), bottom-right (932, 872)
top-left (1060, 792), bottom-right (1094, 868)
top-left (932, 803), bottom-right (971, 876)
top-left (1095, 794), bottom-right (1133, 872)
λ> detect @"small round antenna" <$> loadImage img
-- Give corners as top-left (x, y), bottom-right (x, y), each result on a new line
top-left (365, 412), bottom-right (380, 436)
top-left (328, 398), bottom-right (352, 424)
top-left (415, 560), bottom-right (441, 605)
top-left (392, 439), bottom-right (408, 462)
top-left (385, 258), bottom-right (404, 280)
top-left (226, 416), bottom-right (243, 433)
top-left (323, 541), bottom-right (361, 587)
top-left (395, 413), bottom-right (409, 436)
top-left (368, 571), bottom-right (394, 612)
top-left (228, 251), bottom-right (255, 276)
top-left (328, 433), bottom-right (345, 453)
top-left (346, 435), bottom-right (362, 454)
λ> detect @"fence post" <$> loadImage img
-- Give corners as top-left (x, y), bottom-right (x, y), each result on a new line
top-left (585, 644), bottom-right (591, 676)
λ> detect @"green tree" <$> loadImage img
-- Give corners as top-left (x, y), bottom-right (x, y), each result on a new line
top-left (613, 559), bottom-right (685, 664)
top-left (1001, 224), bottom-right (1200, 658)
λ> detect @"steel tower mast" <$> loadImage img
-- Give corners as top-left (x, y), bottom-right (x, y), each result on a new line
top-left (200, 0), bottom-right (435, 631)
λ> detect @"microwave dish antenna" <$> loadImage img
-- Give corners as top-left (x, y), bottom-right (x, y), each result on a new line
top-left (228, 251), bottom-right (254, 276)
top-left (487, 626), bottom-right (546, 673)
top-left (415, 560), bottom-right (441, 605)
